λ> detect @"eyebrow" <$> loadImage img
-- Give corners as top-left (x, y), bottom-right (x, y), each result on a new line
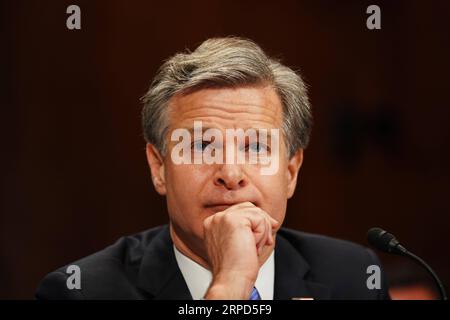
top-left (178, 127), bottom-right (275, 143)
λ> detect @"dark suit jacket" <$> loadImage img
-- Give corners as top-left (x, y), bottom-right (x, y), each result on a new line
top-left (36, 225), bottom-right (390, 300)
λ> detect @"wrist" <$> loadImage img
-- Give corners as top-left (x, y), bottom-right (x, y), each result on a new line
top-left (204, 272), bottom-right (255, 300)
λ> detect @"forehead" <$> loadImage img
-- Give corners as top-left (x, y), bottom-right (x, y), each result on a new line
top-left (167, 85), bottom-right (284, 130)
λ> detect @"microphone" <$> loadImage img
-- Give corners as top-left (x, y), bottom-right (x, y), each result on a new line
top-left (367, 227), bottom-right (447, 300)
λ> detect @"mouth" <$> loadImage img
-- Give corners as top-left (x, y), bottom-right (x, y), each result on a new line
top-left (204, 201), bottom-right (259, 213)
top-left (205, 204), bottom-right (232, 213)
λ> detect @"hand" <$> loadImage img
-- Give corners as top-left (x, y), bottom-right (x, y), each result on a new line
top-left (203, 202), bottom-right (279, 299)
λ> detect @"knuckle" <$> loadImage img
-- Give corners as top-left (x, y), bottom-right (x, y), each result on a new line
top-left (203, 216), bottom-right (213, 228)
top-left (214, 211), bottom-right (226, 221)
top-left (222, 212), bottom-right (235, 224)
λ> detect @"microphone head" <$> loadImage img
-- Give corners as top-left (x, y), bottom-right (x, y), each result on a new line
top-left (367, 227), bottom-right (400, 254)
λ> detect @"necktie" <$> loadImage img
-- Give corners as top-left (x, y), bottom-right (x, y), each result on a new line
top-left (249, 287), bottom-right (261, 300)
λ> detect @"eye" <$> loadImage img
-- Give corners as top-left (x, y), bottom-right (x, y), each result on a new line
top-left (191, 140), bottom-right (210, 152)
top-left (247, 142), bottom-right (270, 153)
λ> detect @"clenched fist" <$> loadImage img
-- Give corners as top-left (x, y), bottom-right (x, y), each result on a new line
top-left (203, 202), bottom-right (279, 299)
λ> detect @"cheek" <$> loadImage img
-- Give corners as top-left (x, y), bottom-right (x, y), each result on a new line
top-left (255, 162), bottom-right (289, 196)
top-left (164, 164), bottom-right (211, 233)
top-left (253, 172), bottom-right (288, 222)
top-left (166, 164), bottom-right (204, 203)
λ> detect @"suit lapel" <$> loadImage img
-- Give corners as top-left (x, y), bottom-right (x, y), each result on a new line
top-left (136, 225), bottom-right (192, 300)
top-left (274, 233), bottom-right (331, 300)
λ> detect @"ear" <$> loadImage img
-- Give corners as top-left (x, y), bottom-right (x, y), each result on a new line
top-left (286, 149), bottom-right (304, 199)
top-left (145, 143), bottom-right (167, 195)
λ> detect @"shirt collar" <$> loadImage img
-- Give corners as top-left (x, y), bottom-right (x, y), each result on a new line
top-left (173, 245), bottom-right (275, 300)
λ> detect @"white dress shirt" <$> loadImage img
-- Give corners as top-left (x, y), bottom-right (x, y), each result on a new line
top-left (173, 245), bottom-right (275, 300)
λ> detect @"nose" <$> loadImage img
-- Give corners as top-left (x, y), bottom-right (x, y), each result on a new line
top-left (214, 164), bottom-right (248, 190)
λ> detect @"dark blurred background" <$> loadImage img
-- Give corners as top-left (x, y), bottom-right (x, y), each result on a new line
top-left (1, 0), bottom-right (449, 299)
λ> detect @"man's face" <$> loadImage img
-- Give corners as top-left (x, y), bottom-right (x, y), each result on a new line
top-left (146, 85), bottom-right (303, 258)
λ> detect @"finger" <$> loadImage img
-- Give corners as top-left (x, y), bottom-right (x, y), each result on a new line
top-left (257, 217), bottom-right (269, 255)
top-left (269, 216), bottom-right (279, 228)
top-left (265, 216), bottom-right (272, 246)
top-left (252, 209), bottom-right (277, 244)
top-left (241, 206), bottom-right (278, 229)
top-left (256, 212), bottom-right (273, 248)
top-left (259, 218), bottom-right (269, 251)
top-left (267, 220), bottom-right (274, 246)
top-left (246, 206), bottom-right (277, 227)
top-left (226, 207), bottom-right (274, 250)
top-left (236, 209), bottom-right (270, 250)
top-left (251, 214), bottom-right (267, 248)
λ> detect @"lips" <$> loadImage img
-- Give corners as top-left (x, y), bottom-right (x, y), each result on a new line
top-left (204, 201), bottom-right (259, 213)
top-left (205, 204), bottom-right (233, 213)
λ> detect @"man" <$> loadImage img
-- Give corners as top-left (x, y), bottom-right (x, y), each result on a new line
top-left (36, 37), bottom-right (389, 300)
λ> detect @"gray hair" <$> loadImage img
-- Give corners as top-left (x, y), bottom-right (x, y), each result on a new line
top-left (141, 37), bottom-right (312, 158)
